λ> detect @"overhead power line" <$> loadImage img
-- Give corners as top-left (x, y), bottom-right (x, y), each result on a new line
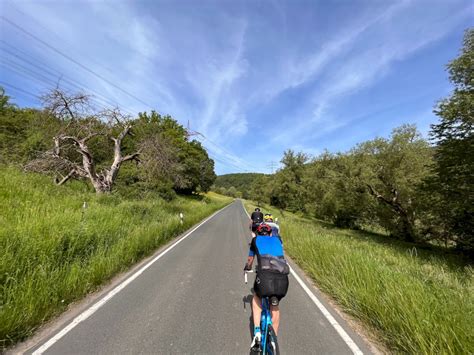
top-left (0, 41), bottom-right (139, 116)
top-left (1, 57), bottom-right (58, 92)
top-left (1, 16), bottom-right (256, 173)
top-left (209, 155), bottom-right (250, 173)
top-left (1, 41), bottom-right (59, 77)
top-left (204, 140), bottom-right (259, 172)
top-left (200, 136), bottom-right (261, 172)
top-left (0, 81), bottom-right (40, 99)
top-left (183, 120), bottom-right (259, 172)
top-left (0, 61), bottom-right (112, 112)
top-left (1, 16), bottom-right (155, 110)
top-left (7, 2), bottom-right (118, 80)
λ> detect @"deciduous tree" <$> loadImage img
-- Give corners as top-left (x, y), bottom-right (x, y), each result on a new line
top-left (429, 29), bottom-right (474, 252)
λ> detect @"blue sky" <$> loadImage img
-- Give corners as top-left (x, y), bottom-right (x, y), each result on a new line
top-left (1, 0), bottom-right (472, 174)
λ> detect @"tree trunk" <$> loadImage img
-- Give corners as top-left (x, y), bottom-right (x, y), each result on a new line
top-left (399, 212), bottom-right (416, 242)
top-left (54, 124), bottom-right (139, 194)
top-left (29, 89), bottom-right (140, 194)
top-left (367, 184), bottom-right (417, 242)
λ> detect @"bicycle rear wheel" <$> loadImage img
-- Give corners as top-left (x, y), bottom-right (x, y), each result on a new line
top-left (266, 326), bottom-right (280, 355)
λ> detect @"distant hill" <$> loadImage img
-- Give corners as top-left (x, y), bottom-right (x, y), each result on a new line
top-left (214, 173), bottom-right (264, 190)
top-left (213, 173), bottom-right (265, 198)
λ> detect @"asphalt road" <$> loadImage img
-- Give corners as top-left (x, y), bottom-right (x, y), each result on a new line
top-left (27, 200), bottom-right (374, 354)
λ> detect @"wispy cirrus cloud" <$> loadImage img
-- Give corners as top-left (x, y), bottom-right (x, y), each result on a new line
top-left (194, 19), bottom-right (249, 138)
top-left (1, 0), bottom-right (471, 174)
top-left (269, 0), bottom-right (471, 147)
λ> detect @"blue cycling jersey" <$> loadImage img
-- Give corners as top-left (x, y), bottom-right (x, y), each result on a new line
top-left (248, 235), bottom-right (284, 258)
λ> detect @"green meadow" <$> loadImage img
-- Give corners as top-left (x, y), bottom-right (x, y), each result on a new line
top-left (0, 168), bottom-right (231, 349)
top-left (245, 201), bottom-right (473, 354)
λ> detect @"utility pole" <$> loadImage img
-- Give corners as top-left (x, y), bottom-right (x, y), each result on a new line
top-left (267, 161), bottom-right (277, 174)
top-left (185, 120), bottom-right (204, 139)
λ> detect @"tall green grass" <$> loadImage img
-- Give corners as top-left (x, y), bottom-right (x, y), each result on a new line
top-left (0, 168), bottom-right (231, 349)
top-left (245, 202), bottom-right (473, 354)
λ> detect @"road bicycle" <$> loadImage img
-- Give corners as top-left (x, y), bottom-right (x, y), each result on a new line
top-left (245, 270), bottom-right (280, 355)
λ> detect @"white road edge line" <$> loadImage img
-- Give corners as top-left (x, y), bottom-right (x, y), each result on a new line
top-left (32, 202), bottom-right (233, 355)
top-left (241, 201), bottom-right (364, 355)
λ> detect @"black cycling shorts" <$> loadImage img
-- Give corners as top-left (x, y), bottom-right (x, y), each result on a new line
top-left (254, 271), bottom-right (289, 301)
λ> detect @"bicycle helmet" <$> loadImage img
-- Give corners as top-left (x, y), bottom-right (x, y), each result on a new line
top-left (255, 208), bottom-right (261, 212)
top-left (264, 213), bottom-right (273, 222)
top-left (256, 223), bottom-right (272, 235)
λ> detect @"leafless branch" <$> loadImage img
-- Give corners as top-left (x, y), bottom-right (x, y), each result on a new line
top-left (41, 87), bottom-right (90, 121)
top-left (30, 88), bottom-right (140, 193)
top-left (121, 152), bottom-right (141, 163)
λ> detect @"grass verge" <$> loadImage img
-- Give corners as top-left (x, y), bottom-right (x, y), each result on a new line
top-left (0, 168), bottom-right (232, 349)
top-left (244, 201), bottom-right (473, 354)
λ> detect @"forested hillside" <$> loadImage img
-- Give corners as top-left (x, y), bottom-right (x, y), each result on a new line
top-left (213, 173), bottom-right (265, 198)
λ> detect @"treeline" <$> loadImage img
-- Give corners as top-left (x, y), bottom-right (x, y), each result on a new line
top-left (0, 88), bottom-right (216, 198)
top-left (248, 29), bottom-right (473, 255)
top-left (212, 173), bottom-right (265, 198)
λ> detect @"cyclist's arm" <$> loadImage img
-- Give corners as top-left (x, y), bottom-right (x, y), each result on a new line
top-left (245, 238), bottom-right (257, 269)
top-left (245, 256), bottom-right (254, 270)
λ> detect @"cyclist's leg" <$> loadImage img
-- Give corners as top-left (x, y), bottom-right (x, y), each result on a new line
top-left (270, 272), bottom-right (288, 336)
top-left (252, 294), bottom-right (262, 328)
top-left (270, 304), bottom-right (280, 334)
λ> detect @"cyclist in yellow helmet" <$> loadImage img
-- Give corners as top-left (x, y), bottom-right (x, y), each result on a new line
top-left (264, 213), bottom-right (280, 237)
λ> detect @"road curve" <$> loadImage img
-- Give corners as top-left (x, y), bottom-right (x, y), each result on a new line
top-left (26, 200), bottom-right (375, 354)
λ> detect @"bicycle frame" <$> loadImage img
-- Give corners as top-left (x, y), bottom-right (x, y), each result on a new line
top-left (260, 296), bottom-right (273, 354)
top-left (245, 270), bottom-right (276, 355)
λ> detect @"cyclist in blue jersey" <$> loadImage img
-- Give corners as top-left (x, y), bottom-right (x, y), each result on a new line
top-left (244, 223), bottom-right (289, 352)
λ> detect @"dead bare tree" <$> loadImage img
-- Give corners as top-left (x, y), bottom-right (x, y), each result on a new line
top-left (27, 89), bottom-right (140, 194)
top-left (41, 87), bottom-right (90, 121)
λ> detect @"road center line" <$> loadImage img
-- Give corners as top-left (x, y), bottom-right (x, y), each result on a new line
top-left (32, 202), bottom-right (233, 355)
top-left (241, 201), bottom-right (364, 355)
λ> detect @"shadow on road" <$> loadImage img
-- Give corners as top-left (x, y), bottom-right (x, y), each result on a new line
top-left (243, 293), bottom-right (254, 338)
top-left (243, 293), bottom-right (256, 355)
